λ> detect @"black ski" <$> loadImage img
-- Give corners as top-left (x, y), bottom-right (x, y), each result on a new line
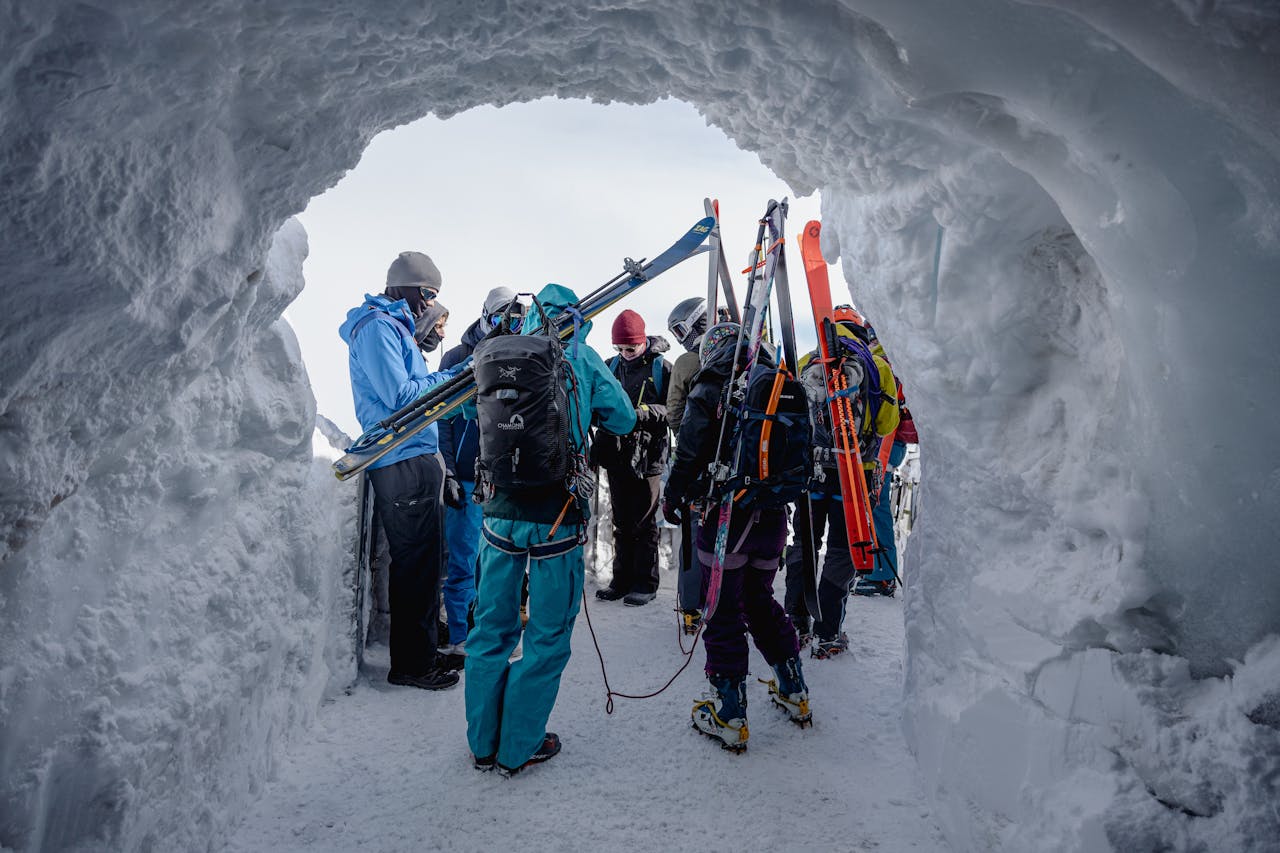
top-left (765, 201), bottom-right (820, 622)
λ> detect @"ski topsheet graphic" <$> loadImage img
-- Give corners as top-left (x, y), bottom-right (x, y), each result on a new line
top-left (799, 220), bottom-right (877, 571)
top-left (333, 215), bottom-right (715, 481)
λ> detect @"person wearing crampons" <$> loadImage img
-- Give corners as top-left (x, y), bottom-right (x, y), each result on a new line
top-left (463, 283), bottom-right (635, 776)
top-left (662, 322), bottom-right (811, 751)
top-left (783, 306), bottom-right (898, 657)
top-left (592, 309), bottom-right (671, 607)
top-left (665, 297), bottom-right (710, 633)
top-left (435, 287), bottom-right (519, 658)
top-left (338, 251), bottom-right (468, 690)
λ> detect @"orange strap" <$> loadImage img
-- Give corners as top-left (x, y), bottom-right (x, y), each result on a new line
top-left (757, 368), bottom-right (787, 480)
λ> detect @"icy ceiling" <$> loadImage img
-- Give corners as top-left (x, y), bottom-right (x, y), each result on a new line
top-left (1, 1), bottom-right (1277, 851)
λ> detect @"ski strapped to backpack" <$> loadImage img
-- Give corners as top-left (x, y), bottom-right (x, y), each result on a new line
top-left (702, 199), bottom-right (816, 625)
top-left (800, 220), bottom-right (879, 571)
top-left (332, 215), bottom-right (715, 481)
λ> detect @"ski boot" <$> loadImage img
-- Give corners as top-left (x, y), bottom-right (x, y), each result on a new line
top-left (692, 674), bottom-right (749, 752)
top-left (680, 609), bottom-right (702, 636)
top-left (762, 657), bottom-right (812, 727)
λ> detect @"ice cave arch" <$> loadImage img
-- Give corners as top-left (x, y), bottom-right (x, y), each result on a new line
top-left (1, 2), bottom-right (1277, 851)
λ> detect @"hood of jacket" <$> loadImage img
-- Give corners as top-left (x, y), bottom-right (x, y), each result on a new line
top-left (528, 283), bottom-right (593, 340)
top-left (339, 293), bottom-right (415, 344)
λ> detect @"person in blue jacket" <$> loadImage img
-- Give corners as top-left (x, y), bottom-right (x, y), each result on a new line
top-left (464, 283), bottom-right (635, 776)
top-left (338, 251), bottom-right (469, 691)
top-left (436, 286), bottom-right (519, 655)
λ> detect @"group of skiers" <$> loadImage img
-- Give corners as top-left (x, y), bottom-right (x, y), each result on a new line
top-left (340, 238), bottom-right (918, 771)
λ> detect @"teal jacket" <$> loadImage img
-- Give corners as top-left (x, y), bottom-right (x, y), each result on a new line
top-left (466, 283), bottom-right (635, 523)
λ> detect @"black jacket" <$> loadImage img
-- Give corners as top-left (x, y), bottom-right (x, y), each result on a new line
top-left (665, 343), bottom-right (778, 507)
top-left (437, 318), bottom-right (490, 479)
top-left (592, 335), bottom-right (672, 478)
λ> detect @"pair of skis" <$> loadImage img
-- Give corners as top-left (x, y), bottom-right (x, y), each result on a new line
top-left (332, 216), bottom-right (715, 481)
top-left (702, 200), bottom-right (820, 625)
top-left (799, 220), bottom-right (879, 571)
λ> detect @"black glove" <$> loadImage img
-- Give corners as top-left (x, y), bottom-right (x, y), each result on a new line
top-left (662, 497), bottom-right (686, 526)
top-left (443, 475), bottom-right (466, 509)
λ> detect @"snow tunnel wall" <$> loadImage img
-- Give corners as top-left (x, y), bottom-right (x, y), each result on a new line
top-left (1, 2), bottom-right (1277, 851)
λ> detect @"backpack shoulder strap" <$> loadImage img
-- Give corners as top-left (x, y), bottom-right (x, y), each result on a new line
top-left (608, 355), bottom-right (621, 376)
top-left (351, 306), bottom-right (395, 341)
top-left (654, 358), bottom-right (667, 400)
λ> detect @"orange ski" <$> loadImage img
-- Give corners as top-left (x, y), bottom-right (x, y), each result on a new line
top-left (799, 220), bottom-right (877, 570)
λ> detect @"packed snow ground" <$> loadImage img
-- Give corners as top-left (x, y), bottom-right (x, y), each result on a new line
top-left (226, 570), bottom-right (945, 853)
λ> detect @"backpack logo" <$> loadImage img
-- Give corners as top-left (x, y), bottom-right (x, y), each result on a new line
top-left (498, 414), bottom-right (525, 431)
top-left (498, 365), bottom-right (521, 380)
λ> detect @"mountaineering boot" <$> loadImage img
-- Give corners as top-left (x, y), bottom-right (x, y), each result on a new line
top-left (680, 609), bottom-right (702, 636)
top-left (623, 590), bottom-right (657, 607)
top-left (497, 733), bottom-right (561, 777)
top-left (595, 586), bottom-right (626, 601)
top-left (387, 667), bottom-right (460, 691)
top-left (811, 632), bottom-right (849, 660)
top-left (692, 674), bottom-right (749, 752)
top-left (762, 657), bottom-right (812, 726)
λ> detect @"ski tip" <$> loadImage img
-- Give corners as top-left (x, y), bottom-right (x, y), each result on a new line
top-left (805, 220), bottom-right (821, 239)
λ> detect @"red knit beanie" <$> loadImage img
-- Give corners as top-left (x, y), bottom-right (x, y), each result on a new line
top-left (612, 309), bottom-right (646, 346)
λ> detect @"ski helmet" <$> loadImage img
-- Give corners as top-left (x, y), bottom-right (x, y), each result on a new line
top-left (833, 304), bottom-right (871, 343)
top-left (699, 321), bottom-right (741, 365)
top-left (833, 304), bottom-right (866, 327)
top-left (667, 296), bottom-right (708, 352)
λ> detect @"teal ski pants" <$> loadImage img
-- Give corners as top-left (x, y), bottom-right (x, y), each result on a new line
top-left (465, 517), bottom-right (584, 769)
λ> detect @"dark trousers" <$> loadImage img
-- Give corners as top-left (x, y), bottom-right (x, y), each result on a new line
top-left (605, 468), bottom-right (661, 595)
top-left (368, 453), bottom-right (445, 674)
top-left (698, 508), bottom-right (798, 678)
top-left (701, 564), bottom-right (799, 679)
top-left (783, 492), bottom-right (855, 639)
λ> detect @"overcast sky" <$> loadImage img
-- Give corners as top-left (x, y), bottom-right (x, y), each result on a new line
top-left (289, 97), bottom-right (825, 436)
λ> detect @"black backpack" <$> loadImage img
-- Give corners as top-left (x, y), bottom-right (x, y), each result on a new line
top-left (471, 310), bottom-right (573, 491)
top-left (725, 362), bottom-right (813, 509)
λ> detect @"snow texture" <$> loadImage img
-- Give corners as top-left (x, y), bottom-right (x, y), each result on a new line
top-left (1, 1), bottom-right (1278, 851)
top-left (224, 578), bottom-right (948, 853)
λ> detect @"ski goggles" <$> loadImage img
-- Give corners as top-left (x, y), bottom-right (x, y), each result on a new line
top-left (489, 313), bottom-right (523, 332)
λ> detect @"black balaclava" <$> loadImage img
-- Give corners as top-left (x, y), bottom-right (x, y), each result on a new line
top-left (386, 285), bottom-right (433, 319)
top-left (415, 302), bottom-right (449, 353)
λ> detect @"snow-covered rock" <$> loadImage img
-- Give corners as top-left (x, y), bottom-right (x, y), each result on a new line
top-left (1, 2), bottom-right (1276, 850)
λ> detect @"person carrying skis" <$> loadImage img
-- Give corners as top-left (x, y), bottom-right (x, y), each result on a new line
top-left (854, 320), bottom-right (910, 597)
top-left (592, 309), bottom-right (672, 607)
top-left (784, 307), bottom-right (898, 653)
top-left (665, 296), bottom-right (710, 632)
top-left (338, 250), bottom-right (468, 690)
top-left (464, 283), bottom-right (635, 776)
top-left (436, 287), bottom-right (520, 657)
top-left (662, 322), bottom-right (811, 752)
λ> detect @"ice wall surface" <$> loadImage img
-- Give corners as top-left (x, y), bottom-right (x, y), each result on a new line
top-left (1, 1), bottom-right (1276, 851)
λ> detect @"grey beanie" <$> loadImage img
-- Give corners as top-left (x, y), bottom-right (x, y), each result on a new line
top-left (386, 251), bottom-right (442, 292)
top-left (482, 286), bottom-right (517, 317)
